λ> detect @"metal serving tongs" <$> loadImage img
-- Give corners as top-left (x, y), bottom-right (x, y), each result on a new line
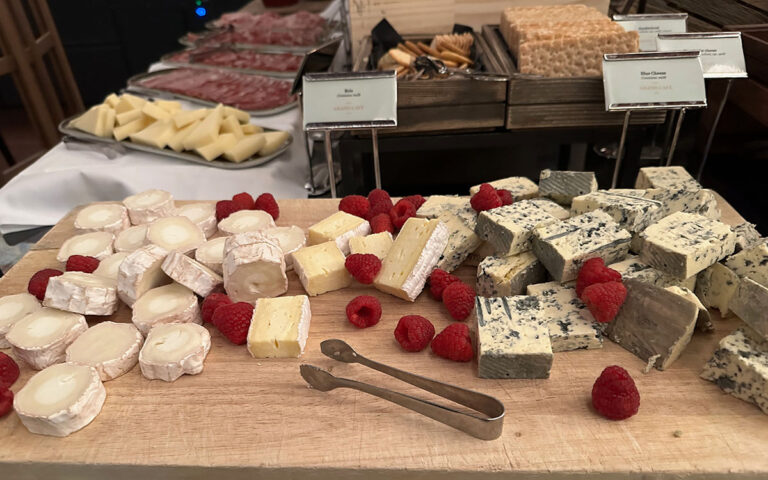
top-left (300, 339), bottom-right (505, 440)
top-left (412, 56), bottom-right (508, 82)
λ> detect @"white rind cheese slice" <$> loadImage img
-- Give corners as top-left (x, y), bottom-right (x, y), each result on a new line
top-left (539, 169), bottom-right (598, 204)
top-left (13, 363), bottom-right (106, 437)
top-left (477, 252), bottom-right (545, 298)
top-left (6, 308), bottom-right (88, 370)
top-left (74, 204), bottom-right (130, 234)
top-left (247, 295), bottom-right (311, 358)
top-left (526, 282), bottom-right (602, 352)
top-left (217, 210), bottom-right (276, 236)
top-left (308, 211), bottom-right (371, 255)
top-left (43, 272), bottom-right (119, 316)
top-left (123, 189), bottom-right (175, 225)
top-left (139, 323), bottom-right (211, 382)
top-left (56, 232), bottom-right (115, 262)
top-left (292, 242), bottom-right (351, 296)
top-left (469, 176), bottom-right (539, 200)
top-left (349, 232), bottom-right (394, 260)
top-left (146, 216), bottom-right (206, 254)
top-left (117, 244), bottom-right (171, 307)
top-left (0, 293), bottom-right (42, 348)
top-left (66, 322), bottom-right (143, 381)
top-left (161, 250), bottom-right (223, 297)
top-left (263, 225), bottom-right (306, 271)
top-left (175, 202), bottom-right (217, 238)
top-left (114, 225), bottom-right (148, 252)
top-left (223, 242), bottom-right (287, 302)
top-left (93, 252), bottom-right (129, 280)
top-left (131, 283), bottom-right (201, 336)
top-left (373, 218), bottom-right (449, 302)
top-left (195, 237), bottom-right (226, 275)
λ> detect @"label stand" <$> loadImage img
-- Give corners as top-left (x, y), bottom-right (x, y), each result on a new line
top-left (322, 127), bottom-right (384, 198)
top-left (696, 78), bottom-right (733, 181)
top-left (611, 111), bottom-right (632, 188)
top-left (665, 107), bottom-right (687, 166)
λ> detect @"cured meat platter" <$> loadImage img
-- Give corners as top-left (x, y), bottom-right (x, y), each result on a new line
top-left (160, 46), bottom-right (302, 78)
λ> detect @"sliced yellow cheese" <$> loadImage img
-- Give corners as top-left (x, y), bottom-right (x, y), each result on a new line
top-left (241, 124), bottom-right (263, 134)
top-left (223, 106), bottom-right (250, 123)
top-left (292, 242), bottom-right (351, 296)
top-left (116, 109), bottom-right (144, 126)
top-left (172, 109), bottom-right (208, 129)
top-left (167, 120), bottom-right (200, 153)
top-left (247, 295), bottom-right (310, 358)
top-left (115, 94), bottom-right (146, 114)
top-left (155, 100), bottom-right (182, 113)
top-left (196, 133), bottom-right (237, 161)
top-left (183, 105), bottom-right (223, 150)
top-left (220, 115), bottom-right (244, 139)
top-left (113, 116), bottom-right (154, 141)
top-left (130, 120), bottom-right (176, 149)
top-left (142, 102), bottom-right (172, 121)
top-left (259, 131), bottom-right (290, 156)
top-left (69, 105), bottom-right (112, 137)
top-left (104, 93), bottom-right (120, 108)
top-left (101, 108), bottom-right (117, 138)
top-left (222, 133), bottom-right (266, 163)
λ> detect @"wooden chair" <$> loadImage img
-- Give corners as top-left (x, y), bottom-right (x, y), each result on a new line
top-left (0, 0), bottom-right (83, 185)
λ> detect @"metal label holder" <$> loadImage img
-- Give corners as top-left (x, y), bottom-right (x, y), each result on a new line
top-left (603, 50), bottom-right (707, 188)
top-left (613, 13), bottom-right (688, 51)
top-left (302, 71), bottom-right (397, 198)
top-left (656, 32), bottom-right (748, 181)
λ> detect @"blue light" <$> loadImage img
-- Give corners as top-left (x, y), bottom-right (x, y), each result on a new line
top-left (195, 6), bottom-right (207, 17)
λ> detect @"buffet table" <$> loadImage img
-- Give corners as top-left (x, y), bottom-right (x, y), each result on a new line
top-left (2, 195), bottom-right (768, 479)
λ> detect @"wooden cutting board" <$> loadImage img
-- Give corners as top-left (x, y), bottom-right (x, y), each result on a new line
top-left (2, 197), bottom-right (767, 479)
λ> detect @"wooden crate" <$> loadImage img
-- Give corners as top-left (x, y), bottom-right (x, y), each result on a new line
top-left (481, 25), bottom-right (668, 130)
top-left (352, 33), bottom-right (508, 134)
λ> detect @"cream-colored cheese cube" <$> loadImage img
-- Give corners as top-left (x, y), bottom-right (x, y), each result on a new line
top-left (292, 242), bottom-right (351, 296)
top-left (247, 295), bottom-right (311, 358)
top-left (308, 211), bottom-right (370, 255)
top-left (349, 232), bottom-right (394, 259)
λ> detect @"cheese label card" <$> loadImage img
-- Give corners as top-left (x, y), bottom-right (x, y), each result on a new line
top-left (657, 32), bottom-right (747, 79)
top-left (603, 51), bottom-right (707, 111)
top-left (302, 71), bottom-right (397, 130)
top-left (613, 13), bottom-right (688, 51)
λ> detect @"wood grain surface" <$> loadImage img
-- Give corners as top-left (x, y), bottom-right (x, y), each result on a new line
top-left (2, 197), bottom-right (768, 479)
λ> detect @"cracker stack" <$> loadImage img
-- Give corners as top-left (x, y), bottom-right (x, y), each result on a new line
top-left (500, 4), bottom-right (639, 77)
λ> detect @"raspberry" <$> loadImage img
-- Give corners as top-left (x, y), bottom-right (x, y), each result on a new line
top-left (27, 269), bottom-right (63, 301)
top-left (591, 365), bottom-right (640, 420)
top-left (201, 292), bottom-right (232, 324)
top-left (402, 195), bottom-right (426, 210)
top-left (370, 213), bottom-right (394, 234)
top-left (211, 302), bottom-right (253, 344)
top-left (576, 258), bottom-right (622, 298)
top-left (394, 315), bottom-right (435, 352)
top-left (0, 352), bottom-right (20, 389)
top-left (470, 183), bottom-right (502, 212)
top-left (345, 253), bottom-right (382, 284)
top-left (232, 192), bottom-right (255, 210)
top-left (389, 199), bottom-right (416, 230)
top-left (65, 255), bottom-right (100, 273)
top-left (442, 281), bottom-right (476, 320)
top-left (339, 195), bottom-right (370, 219)
top-left (0, 388), bottom-right (12, 418)
top-left (429, 268), bottom-right (461, 300)
top-left (254, 193), bottom-right (279, 220)
top-left (431, 323), bottom-right (474, 362)
top-left (368, 189), bottom-right (393, 217)
top-left (216, 199), bottom-right (241, 221)
top-left (345, 295), bottom-right (382, 328)
top-left (581, 281), bottom-right (627, 323)
top-left (497, 189), bottom-right (514, 206)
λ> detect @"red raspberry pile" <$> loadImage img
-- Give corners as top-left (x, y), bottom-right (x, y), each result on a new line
top-left (216, 191), bottom-right (279, 221)
top-left (0, 352), bottom-right (19, 418)
top-left (345, 254), bottom-right (382, 284)
top-left (592, 365), bottom-right (640, 420)
top-left (470, 184), bottom-right (512, 212)
top-left (65, 255), bottom-right (100, 273)
top-left (337, 188), bottom-right (427, 232)
top-left (427, 268), bottom-right (476, 321)
top-left (576, 258), bottom-right (627, 323)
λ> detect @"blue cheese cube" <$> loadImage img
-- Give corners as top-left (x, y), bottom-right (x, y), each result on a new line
top-left (609, 255), bottom-right (697, 290)
top-left (729, 278), bottom-right (768, 340)
top-left (416, 196), bottom-right (468, 219)
top-left (526, 282), bottom-right (602, 352)
top-left (639, 212), bottom-right (736, 280)
top-left (526, 198), bottom-right (570, 220)
top-left (571, 191), bottom-right (663, 234)
top-left (475, 296), bottom-right (553, 379)
top-left (469, 176), bottom-right (538, 201)
top-left (665, 285), bottom-right (713, 333)
top-left (724, 241), bottom-right (768, 288)
top-left (532, 210), bottom-right (631, 283)
top-left (701, 327), bottom-right (768, 415)
top-left (475, 200), bottom-right (560, 256)
top-left (436, 212), bottom-right (482, 272)
top-left (476, 251), bottom-right (545, 297)
top-left (645, 187), bottom-right (721, 220)
top-left (539, 169), bottom-right (598, 204)
top-left (695, 262), bottom-right (739, 317)
top-left (634, 166), bottom-right (700, 190)
top-left (732, 222), bottom-right (763, 253)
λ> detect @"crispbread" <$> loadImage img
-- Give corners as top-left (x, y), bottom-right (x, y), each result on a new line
top-left (432, 33), bottom-right (473, 56)
top-left (511, 21), bottom-right (625, 56)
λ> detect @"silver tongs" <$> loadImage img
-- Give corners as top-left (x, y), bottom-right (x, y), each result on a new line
top-left (300, 339), bottom-right (505, 440)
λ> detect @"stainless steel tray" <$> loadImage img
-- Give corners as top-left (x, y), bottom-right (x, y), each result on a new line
top-left (159, 47), bottom-right (300, 78)
top-left (125, 69), bottom-right (298, 117)
top-left (58, 115), bottom-right (292, 170)
top-left (178, 22), bottom-right (342, 54)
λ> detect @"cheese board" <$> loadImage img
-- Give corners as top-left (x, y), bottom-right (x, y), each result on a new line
top-left (2, 186), bottom-right (768, 479)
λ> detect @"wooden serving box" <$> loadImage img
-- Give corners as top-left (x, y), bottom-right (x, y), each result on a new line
top-left (481, 25), bottom-right (668, 130)
top-left (351, 33), bottom-right (508, 134)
